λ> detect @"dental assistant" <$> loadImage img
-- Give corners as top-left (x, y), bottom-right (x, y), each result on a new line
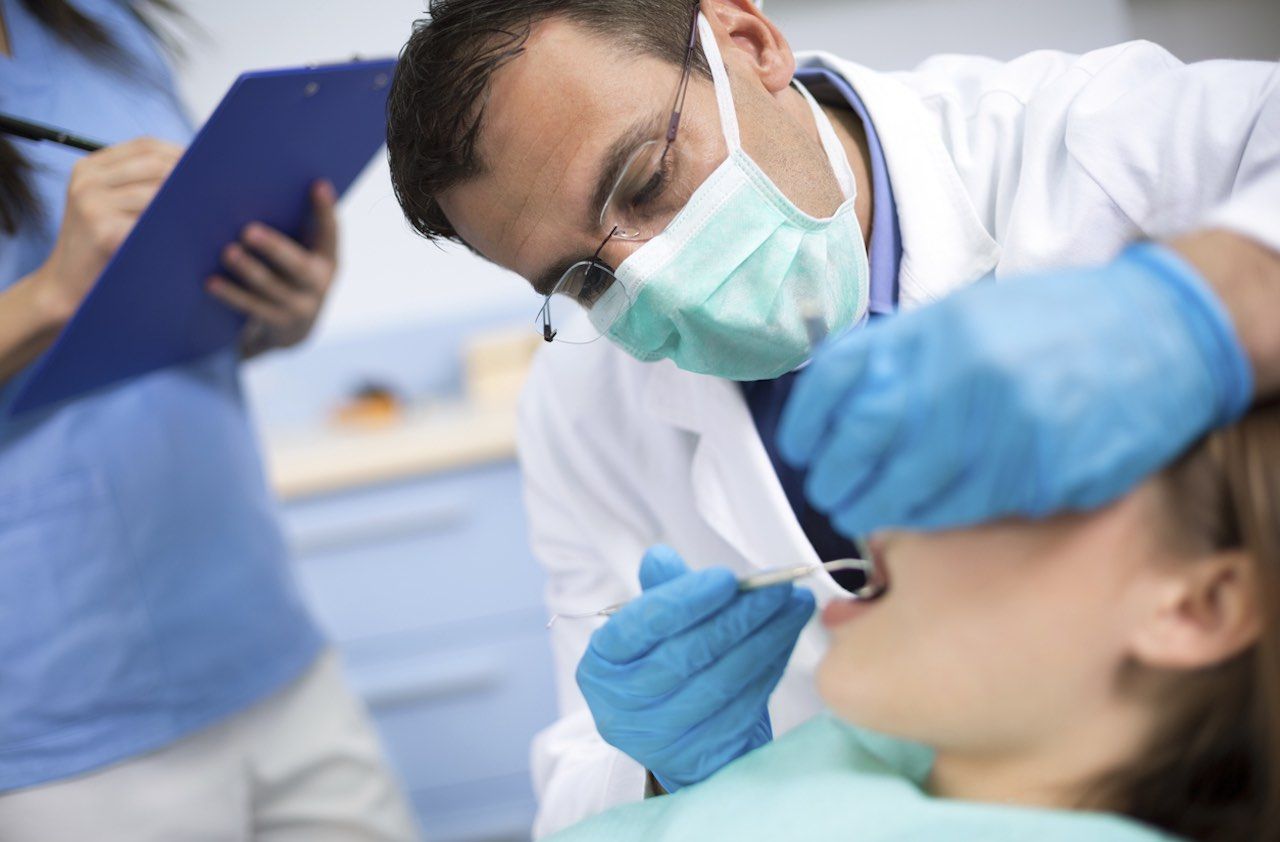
top-left (384, 0), bottom-right (1280, 834)
top-left (0, 2), bottom-right (417, 839)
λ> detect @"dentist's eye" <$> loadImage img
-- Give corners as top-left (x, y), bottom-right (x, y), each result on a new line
top-left (627, 149), bottom-right (676, 211)
top-left (577, 261), bottom-right (614, 307)
top-left (629, 167), bottom-right (668, 209)
top-left (602, 138), bottom-right (685, 241)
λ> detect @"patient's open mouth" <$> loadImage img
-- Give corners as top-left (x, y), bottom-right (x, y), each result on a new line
top-left (839, 539), bottom-right (891, 599)
top-left (862, 537), bottom-right (891, 600)
top-left (821, 541), bottom-right (890, 628)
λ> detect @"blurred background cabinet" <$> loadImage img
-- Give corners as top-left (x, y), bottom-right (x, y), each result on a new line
top-left (253, 314), bottom-right (556, 842)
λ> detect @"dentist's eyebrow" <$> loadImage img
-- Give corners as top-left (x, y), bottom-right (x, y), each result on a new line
top-left (533, 256), bottom-right (581, 297)
top-left (587, 110), bottom-right (669, 231)
top-left (530, 111), bottom-right (666, 298)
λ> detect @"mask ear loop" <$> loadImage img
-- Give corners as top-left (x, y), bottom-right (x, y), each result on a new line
top-left (696, 14), bottom-right (742, 155)
top-left (792, 79), bottom-right (858, 202)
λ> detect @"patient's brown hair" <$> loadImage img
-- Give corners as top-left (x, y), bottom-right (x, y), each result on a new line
top-left (1101, 400), bottom-right (1280, 842)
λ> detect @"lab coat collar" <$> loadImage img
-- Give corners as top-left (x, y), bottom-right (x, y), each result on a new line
top-left (642, 361), bottom-right (850, 604)
top-left (796, 51), bottom-right (1002, 306)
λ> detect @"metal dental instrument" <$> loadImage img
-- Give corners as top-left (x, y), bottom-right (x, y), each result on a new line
top-left (546, 557), bottom-right (878, 628)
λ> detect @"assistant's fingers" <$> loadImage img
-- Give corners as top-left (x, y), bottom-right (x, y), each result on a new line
top-left (242, 223), bottom-right (324, 290)
top-left (88, 137), bottom-right (182, 172)
top-left (97, 146), bottom-right (182, 189)
top-left (310, 180), bottom-right (339, 263)
top-left (206, 275), bottom-right (290, 327)
top-left (106, 182), bottom-right (166, 215)
top-left (221, 243), bottom-right (306, 309)
top-left (589, 568), bottom-right (739, 664)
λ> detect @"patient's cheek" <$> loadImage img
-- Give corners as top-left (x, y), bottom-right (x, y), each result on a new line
top-left (815, 652), bottom-right (845, 715)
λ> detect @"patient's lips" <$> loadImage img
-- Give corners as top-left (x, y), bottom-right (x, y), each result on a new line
top-left (821, 598), bottom-right (871, 628)
top-left (822, 541), bottom-right (889, 629)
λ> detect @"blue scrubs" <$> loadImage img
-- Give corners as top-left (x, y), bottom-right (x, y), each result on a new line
top-left (0, 0), bottom-right (322, 791)
top-left (743, 68), bottom-right (901, 591)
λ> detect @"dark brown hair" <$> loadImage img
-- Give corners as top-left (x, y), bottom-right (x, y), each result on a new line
top-left (1104, 400), bottom-right (1280, 841)
top-left (385, 0), bottom-right (707, 245)
top-left (0, 0), bottom-right (182, 234)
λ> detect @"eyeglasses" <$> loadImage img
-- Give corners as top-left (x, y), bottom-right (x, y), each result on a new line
top-left (535, 1), bottom-right (702, 345)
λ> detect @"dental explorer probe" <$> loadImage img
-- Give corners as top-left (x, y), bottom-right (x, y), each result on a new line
top-left (546, 557), bottom-right (877, 628)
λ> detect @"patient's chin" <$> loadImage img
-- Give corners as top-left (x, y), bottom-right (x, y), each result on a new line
top-left (815, 639), bottom-right (920, 740)
top-left (816, 651), bottom-right (879, 726)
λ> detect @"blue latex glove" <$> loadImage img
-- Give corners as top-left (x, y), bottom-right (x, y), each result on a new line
top-left (778, 242), bottom-right (1253, 535)
top-left (576, 545), bottom-right (815, 793)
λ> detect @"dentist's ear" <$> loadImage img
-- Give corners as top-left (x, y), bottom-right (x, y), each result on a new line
top-left (701, 0), bottom-right (795, 94)
top-left (1130, 549), bottom-right (1262, 671)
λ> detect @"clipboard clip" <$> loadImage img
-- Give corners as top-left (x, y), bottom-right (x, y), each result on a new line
top-left (302, 57), bottom-right (389, 93)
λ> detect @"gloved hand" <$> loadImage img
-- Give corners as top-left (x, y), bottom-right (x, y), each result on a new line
top-left (778, 242), bottom-right (1253, 536)
top-left (576, 545), bottom-right (815, 793)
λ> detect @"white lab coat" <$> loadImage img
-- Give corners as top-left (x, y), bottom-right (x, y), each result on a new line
top-left (520, 42), bottom-right (1280, 837)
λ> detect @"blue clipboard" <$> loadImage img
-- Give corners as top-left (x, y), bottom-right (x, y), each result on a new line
top-left (7, 58), bottom-right (397, 416)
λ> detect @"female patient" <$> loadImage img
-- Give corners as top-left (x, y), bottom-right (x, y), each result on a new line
top-left (551, 401), bottom-right (1280, 841)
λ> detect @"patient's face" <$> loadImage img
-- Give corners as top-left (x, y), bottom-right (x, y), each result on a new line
top-left (817, 485), bottom-right (1168, 756)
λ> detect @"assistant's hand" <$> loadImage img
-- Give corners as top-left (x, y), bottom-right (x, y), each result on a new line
top-left (778, 242), bottom-right (1253, 535)
top-left (30, 137), bottom-right (182, 321)
top-left (207, 180), bottom-right (339, 356)
top-left (575, 546), bottom-right (814, 794)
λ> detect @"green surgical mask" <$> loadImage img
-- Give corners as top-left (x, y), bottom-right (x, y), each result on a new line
top-left (602, 14), bottom-right (869, 380)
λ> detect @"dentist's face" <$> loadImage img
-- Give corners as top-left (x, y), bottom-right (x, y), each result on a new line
top-left (436, 7), bottom-right (844, 299)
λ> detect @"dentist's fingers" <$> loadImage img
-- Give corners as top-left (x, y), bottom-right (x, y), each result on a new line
top-left (587, 585), bottom-right (798, 703)
top-left (802, 380), bottom-right (908, 515)
top-left (641, 591), bottom-right (813, 727)
top-left (777, 331), bottom-right (873, 467)
top-left (589, 568), bottom-right (740, 664)
top-left (828, 337), bottom-right (972, 533)
top-left (639, 544), bottom-right (692, 590)
top-left (652, 644), bottom-right (791, 765)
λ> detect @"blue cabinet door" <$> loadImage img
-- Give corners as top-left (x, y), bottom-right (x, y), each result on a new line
top-left (282, 460), bottom-right (559, 841)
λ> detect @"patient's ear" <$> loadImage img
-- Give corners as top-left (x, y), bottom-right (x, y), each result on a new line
top-left (1130, 549), bottom-right (1261, 670)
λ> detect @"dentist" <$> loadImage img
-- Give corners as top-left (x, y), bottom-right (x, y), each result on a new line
top-left (385, 0), bottom-right (1280, 833)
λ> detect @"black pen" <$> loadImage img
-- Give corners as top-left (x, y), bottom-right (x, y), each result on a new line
top-left (0, 112), bottom-right (106, 153)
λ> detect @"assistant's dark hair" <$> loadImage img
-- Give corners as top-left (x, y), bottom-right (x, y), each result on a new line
top-left (386, 0), bottom-right (706, 245)
top-left (0, 0), bottom-right (183, 234)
